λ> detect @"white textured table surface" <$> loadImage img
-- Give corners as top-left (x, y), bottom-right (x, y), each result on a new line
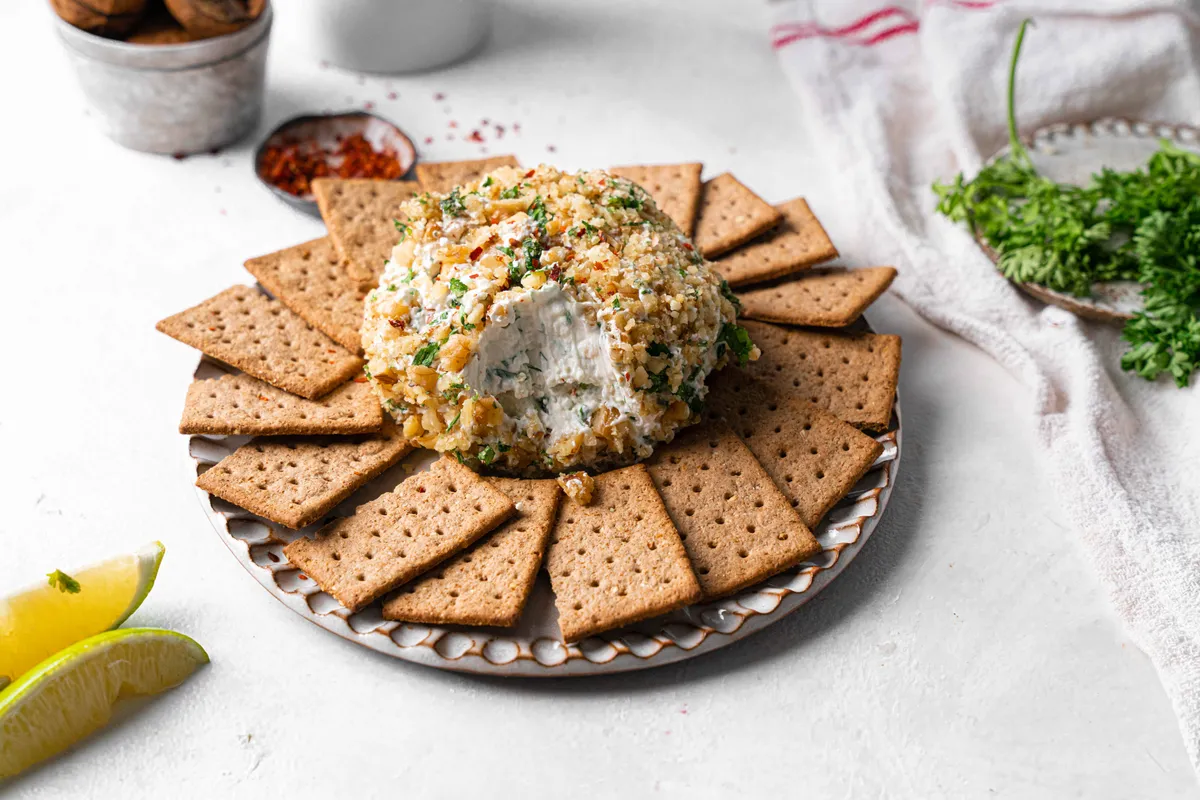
top-left (2, 1), bottom-right (1197, 797)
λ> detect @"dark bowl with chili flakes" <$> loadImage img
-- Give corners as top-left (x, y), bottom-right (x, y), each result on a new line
top-left (254, 111), bottom-right (417, 216)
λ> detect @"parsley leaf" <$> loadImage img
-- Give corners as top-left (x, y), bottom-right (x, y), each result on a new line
top-left (933, 18), bottom-right (1200, 386)
top-left (483, 176), bottom-right (494, 188)
top-left (412, 339), bottom-right (443, 367)
top-left (608, 192), bottom-right (642, 210)
top-left (447, 410), bottom-right (461, 430)
top-left (478, 444), bottom-right (496, 464)
top-left (47, 569), bottom-right (81, 594)
top-left (529, 195), bottom-right (550, 230)
top-left (449, 277), bottom-right (468, 297)
top-left (500, 184), bottom-right (521, 199)
top-left (647, 342), bottom-right (671, 358)
top-left (392, 219), bottom-right (410, 241)
top-left (718, 323), bottom-right (755, 367)
top-left (440, 188), bottom-right (467, 217)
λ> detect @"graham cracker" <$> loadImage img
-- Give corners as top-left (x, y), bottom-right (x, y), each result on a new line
top-left (738, 267), bottom-right (897, 328)
top-left (180, 374), bottom-right (382, 436)
top-left (703, 373), bottom-right (883, 528)
top-left (382, 478), bottom-right (561, 627)
top-left (609, 163), bottom-right (702, 236)
top-left (646, 422), bottom-right (820, 599)
top-left (283, 456), bottom-right (515, 612)
top-left (195, 420), bottom-right (412, 530)
top-left (312, 178), bottom-right (422, 283)
top-left (546, 465), bottom-right (700, 642)
top-left (415, 155), bottom-right (521, 194)
top-left (714, 198), bottom-right (838, 287)
top-left (741, 320), bottom-right (901, 432)
top-left (244, 237), bottom-right (373, 353)
top-left (155, 286), bottom-right (363, 400)
top-left (693, 173), bottom-right (782, 259)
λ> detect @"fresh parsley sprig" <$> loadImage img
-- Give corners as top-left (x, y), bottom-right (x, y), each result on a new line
top-left (933, 19), bottom-right (1200, 386)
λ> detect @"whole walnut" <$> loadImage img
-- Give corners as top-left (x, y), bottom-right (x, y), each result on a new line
top-left (163, 0), bottom-right (265, 38)
top-left (126, 5), bottom-right (208, 44)
top-left (51, 0), bottom-right (147, 38)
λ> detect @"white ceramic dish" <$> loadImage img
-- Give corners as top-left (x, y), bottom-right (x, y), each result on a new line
top-left (981, 118), bottom-right (1200, 324)
top-left (188, 354), bottom-right (901, 676)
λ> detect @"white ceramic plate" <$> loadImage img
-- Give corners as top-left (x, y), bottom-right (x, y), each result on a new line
top-left (189, 355), bottom-right (902, 676)
top-left (982, 118), bottom-right (1200, 323)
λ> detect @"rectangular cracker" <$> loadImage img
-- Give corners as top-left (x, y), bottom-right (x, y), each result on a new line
top-left (283, 456), bottom-right (515, 612)
top-left (703, 373), bottom-right (883, 528)
top-left (244, 237), bottom-right (373, 353)
top-left (415, 155), bottom-right (521, 194)
top-left (738, 267), bottom-right (897, 328)
top-left (610, 163), bottom-right (702, 236)
top-left (180, 374), bottom-right (382, 436)
top-left (382, 478), bottom-right (561, 626)
top-left (312, 178), bottom-right (422, 283)
top-left (546, 465), bottom-right (700, 642)
top-left (693, 173), bottom-right (782, 259)
top-left (195, 420), bottom-right (412, 530)
top-left (741, 320), bottom-right (901, 432)
top-left (155, 286), bottom-right (364, 400)
top-left (646, 422), bottom-right (820, 599)
top-left (714, 198), bottom-right (838, 287)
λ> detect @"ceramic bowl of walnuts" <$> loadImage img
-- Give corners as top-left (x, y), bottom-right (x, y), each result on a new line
top-left (51, 0), bottom-right (273, 154)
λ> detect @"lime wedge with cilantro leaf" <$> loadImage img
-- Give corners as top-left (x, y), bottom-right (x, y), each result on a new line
top-left (0, 542), bottom-right (165, 683)
top-left (0, 628), bottom-right (208, 780)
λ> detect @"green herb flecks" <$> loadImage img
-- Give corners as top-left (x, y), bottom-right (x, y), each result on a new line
top-left (47, 570), bottom-right (81, 594)
top-left (440, 188), bottom-right (467, 217)
top-left (501, 184), bottom-right (522, 199)
top-left (447, 410), bottom-right (461, 430)
top-left (607, 192), bottom-right (642, 210)
top-left (717, 323), bottom-right (755, 367)
top-left (933, 18), bottom-right (1200, 386)
top-left (478, 445), bottom-right (496, 464)
top-left (393, 219), bottom-right (410, 241)
top-left (412, 339), bottom-right (443, 367)
top-left (483, 176), bottom-right (494, 188)
top-left (449, 277), bottom-right (468, 298)
top-left (647, 342), bottom-right (671, 358)
top-left (719, 279), bottom-right (742, 314)
top-left (529, 195), bottom-right (550, 230)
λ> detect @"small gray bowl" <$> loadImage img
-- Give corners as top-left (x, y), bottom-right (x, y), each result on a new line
top-left (53, 5), bottom-right (273, 155)
top-left (253, 111), bottom-right (417, 216)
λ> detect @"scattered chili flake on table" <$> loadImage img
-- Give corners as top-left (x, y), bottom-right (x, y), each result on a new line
top-left (259, 132), bottom-right (405, 197)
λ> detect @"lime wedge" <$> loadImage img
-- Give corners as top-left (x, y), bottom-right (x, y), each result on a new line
top-left (0, 628), bottom-right (208, 780)
top-left (0, 542), bottom-right (165, 682)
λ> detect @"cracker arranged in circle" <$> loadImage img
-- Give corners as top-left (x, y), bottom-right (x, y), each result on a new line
top-left (738, 267), bottom-right (897, 328)
top-left (415, 155), bottom-right (521, 194)
top-left (244, 237), bottom-right (374, 353)
top-left (693, 173), bottom-right (782, 259)
top-left (546, 465), bottom-right (700, 642)
top-left (180, 374), bottom-right (382, 436)
top-left (195, 420), bottom-right (412, 530)
top-left (155, 286), bottom-right (363, 400)
top-left (646, 422), bottom-right (819, 599)
top-left (703, 373), bottom-right (883, 528)
top-left (382, 478), bottom-right (561, 627)
top-left (283, 456), bottom-right (515, 612)
top-left (312, 178), bottom-right (422, 283)
top-left (741, 320), bottom-right (901, 432)
top-left (610, 162), bottom-right (702, 236)
top-left (714, 198), bottom-right (838, 287)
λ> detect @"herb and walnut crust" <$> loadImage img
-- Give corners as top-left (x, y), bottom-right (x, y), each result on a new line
top-left (361, 164), bottom-right (758, 475)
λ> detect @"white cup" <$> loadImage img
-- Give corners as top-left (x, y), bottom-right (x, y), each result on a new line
top-left (284, 0), bottom-right (490, 73)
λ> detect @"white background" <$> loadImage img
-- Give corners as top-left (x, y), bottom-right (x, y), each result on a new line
top-left (2, 1), bottom-right (1197, 797)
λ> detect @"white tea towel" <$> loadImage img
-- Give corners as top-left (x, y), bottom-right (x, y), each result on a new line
top-left (771, 0), bottom-right (1200, 774)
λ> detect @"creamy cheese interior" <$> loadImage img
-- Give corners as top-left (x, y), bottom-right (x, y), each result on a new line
top-left (463, 283), bottom-right (644, 447)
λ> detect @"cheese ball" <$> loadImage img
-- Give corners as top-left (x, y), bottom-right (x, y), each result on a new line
top-left (362, 164), bottom-right (756, 475)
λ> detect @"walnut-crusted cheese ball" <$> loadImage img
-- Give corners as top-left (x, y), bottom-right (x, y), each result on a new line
top-left (361, 164), bottom-right (756, 475)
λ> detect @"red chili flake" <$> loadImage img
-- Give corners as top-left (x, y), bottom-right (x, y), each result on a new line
top-left (259, 132), bottom-right (404, 197)
top-left (172, 152), bottom-right (187, 160)
top-left (574, 227), bottom-right (585, 237)
top-left (481, 118), bottom-right (490, 125)
top-left (513, 122), bottom-right (522, 132)
top-left (682, 242), bottom-right (694, 251)
top-left (387, 92), bottom-right (398, 100)
top-left (388, 319), bottom-right (406, 329)
top-left (424, 136), bottom-right (434, 145)
top-left (449, 120), bottom-right (458, 128)
top-left (548, 264), bottom-right (563, 282)
top-left (524, 169), bottom-right (535, 178)
top-left (354, 376), bottom-right (369, 383)
top-left (434, 92), bottom-right (445, 101)
top-left (547, 144), bottom-right (557, 153)
top-left (364, 101), bottom-right (375, 110)
top-left (467, 130), bottom-right (484, 143)
top-left (494, 125), bottom-right (505, 138)
top-left (327, 348), bottom-right (338, 354)
top-left (468, 274), bottom-right (478, 279)
top-left (469, 247), bottom-right (483, 261)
